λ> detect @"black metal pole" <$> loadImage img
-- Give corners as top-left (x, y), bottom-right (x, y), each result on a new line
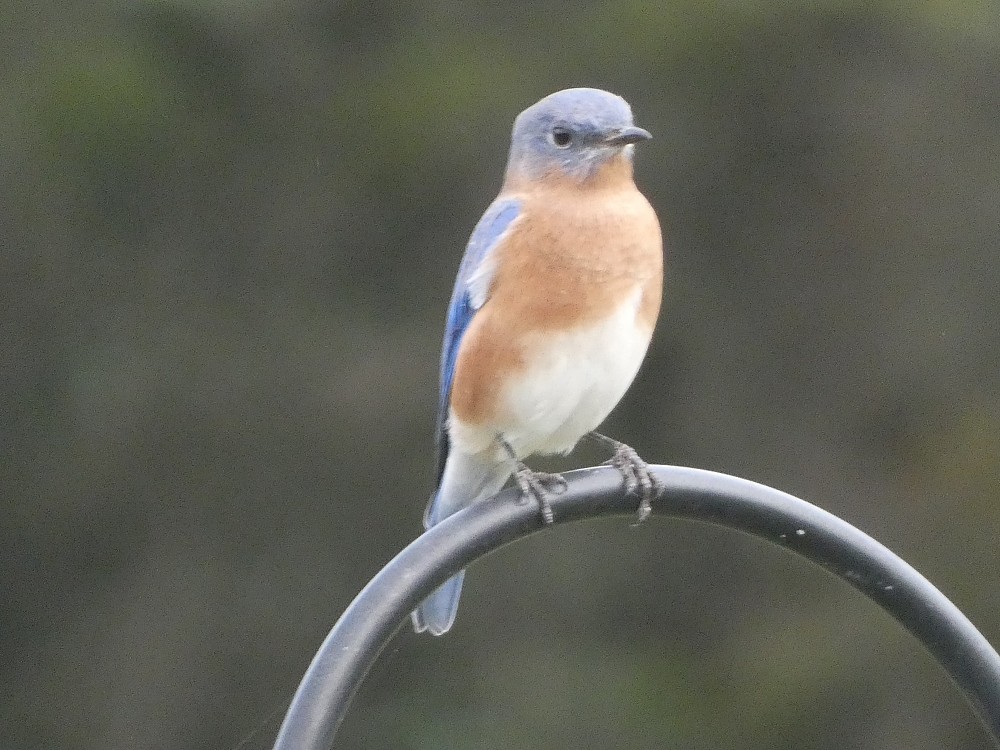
top-left (272, 465), bottom-right (1000, 750)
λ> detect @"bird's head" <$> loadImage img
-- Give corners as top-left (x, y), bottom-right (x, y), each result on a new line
top-left (505, 88), bottom-right (651, 184)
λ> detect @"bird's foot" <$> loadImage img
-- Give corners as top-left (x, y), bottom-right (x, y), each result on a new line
top-left (590, 432), bottom-right (661, 524)
top-left (498, 436), bottom-right (566, 525)
top-left (512, 464), bottom-right (567, 525)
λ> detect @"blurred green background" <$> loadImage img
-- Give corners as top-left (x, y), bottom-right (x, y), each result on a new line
top-left (5, 0), bottom-right (1000, 747)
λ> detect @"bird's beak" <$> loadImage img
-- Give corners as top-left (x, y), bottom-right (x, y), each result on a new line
top-left (603, 126), bottom-right (653, 146)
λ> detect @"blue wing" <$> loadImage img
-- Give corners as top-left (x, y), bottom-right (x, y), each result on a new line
top-left (433, 197), bottom-right (521, 485)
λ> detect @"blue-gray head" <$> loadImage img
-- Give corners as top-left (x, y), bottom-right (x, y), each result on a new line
top-left (505, 88), bottom-right (651, 183)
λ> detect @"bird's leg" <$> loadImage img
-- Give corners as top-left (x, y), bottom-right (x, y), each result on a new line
top-left (499, 438), bottom-right (566, 525)
top-left (587, 432), bottom-right (661, 524)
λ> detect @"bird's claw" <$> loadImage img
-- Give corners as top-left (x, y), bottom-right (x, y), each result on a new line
top-left (513, 464), bottom-right (566, 525)
top-left (603, 442), bottom-right (661, 524)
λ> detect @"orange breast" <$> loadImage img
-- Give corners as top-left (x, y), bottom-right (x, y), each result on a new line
top-left (450, 160), bottom-right (663, 427)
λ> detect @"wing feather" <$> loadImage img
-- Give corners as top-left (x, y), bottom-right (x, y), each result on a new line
top-left (433, 198), bottom-right (521, 484)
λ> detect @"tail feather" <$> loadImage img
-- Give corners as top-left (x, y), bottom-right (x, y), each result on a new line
top-left (411, 571), bottom-right (465, 636)
top-left (411, 452), bottom-right (511, 636)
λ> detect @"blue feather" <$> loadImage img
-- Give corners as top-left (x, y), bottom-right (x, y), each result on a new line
top-left (433, 198), bottom-right (521, 484)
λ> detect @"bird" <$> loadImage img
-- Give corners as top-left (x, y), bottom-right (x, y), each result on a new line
top-left (411, 87), bottom-right (663, 636)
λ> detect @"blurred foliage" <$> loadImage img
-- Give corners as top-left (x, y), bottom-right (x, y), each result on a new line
top-left (4, 0), bottom-right (1000, 748)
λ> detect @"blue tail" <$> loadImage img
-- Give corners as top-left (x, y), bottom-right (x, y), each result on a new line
top-left (410, 451), bottom-right (511, 636)
top-left (411, 570), bottom-right (466, 636)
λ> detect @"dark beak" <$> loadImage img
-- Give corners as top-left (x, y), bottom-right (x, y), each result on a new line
top-left (603, 125), bottom-right (653, 146)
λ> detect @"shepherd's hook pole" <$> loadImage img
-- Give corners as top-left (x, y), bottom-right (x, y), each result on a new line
top-left (272, 465), bottom-right (1000, 750)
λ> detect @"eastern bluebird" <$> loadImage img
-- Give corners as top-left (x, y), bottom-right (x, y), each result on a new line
top-left (411, 88), bottom-right (663, 636)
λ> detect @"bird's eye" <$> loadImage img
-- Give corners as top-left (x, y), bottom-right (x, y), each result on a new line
top-left (550, 127), bottom-right (572, 148)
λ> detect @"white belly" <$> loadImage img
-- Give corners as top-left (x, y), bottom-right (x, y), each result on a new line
top-left (450, 288), bottom-right (652, 459)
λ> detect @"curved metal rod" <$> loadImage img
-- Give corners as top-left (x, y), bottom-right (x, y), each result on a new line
top-left (272, 465), bottom-right (1000, 750)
